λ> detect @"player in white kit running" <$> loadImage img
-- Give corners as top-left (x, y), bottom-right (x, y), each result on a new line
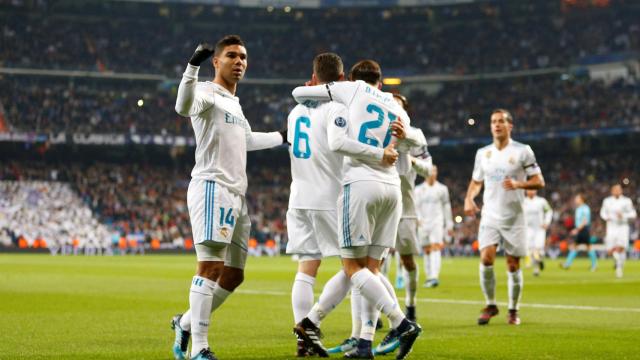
top-left (600, 184), bottom-right (637, 278)
top-left (285, 53), bottom-right (348, 357)
top-left (523, 189), bottom-right (552, 276)
top-left (464, 109), bottom-right (545, 326)
top-left (414, 165), bottom-right (453, 288)
top-left (292, 60), bottom-right (422, 360)
top-left (170, 36), bottom-right (286, 360)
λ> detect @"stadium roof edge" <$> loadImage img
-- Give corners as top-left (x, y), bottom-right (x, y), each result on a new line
top-left (110, 0), bottom-right (478, 9)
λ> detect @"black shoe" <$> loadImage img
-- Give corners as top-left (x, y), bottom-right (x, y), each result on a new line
top-left (395, 321), bottom-right (422, 360)
top-left (540, 260), bottom-right (545, 271)
top-left (373, 328), bottom-right (400, 355)
top-left (405, 306), bottom-right (416, 321)
top-left (191, 348), bottom-right (218, 360)
top-left (375, 318), bottom-right (384, 330)
top-left (344, 339), bottom-right (374, 359)
top-left (296, 338), bottom-right (315, 357)
top-left (293, 317), bottom-right (329, 357)
top-left (477, 305), bottom-right (499, 325)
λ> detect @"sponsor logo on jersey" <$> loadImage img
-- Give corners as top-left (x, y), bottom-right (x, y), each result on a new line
top-left (224, 111), bottom-right (245, 126)
top-left (334, 116), bottom-right (347, 127)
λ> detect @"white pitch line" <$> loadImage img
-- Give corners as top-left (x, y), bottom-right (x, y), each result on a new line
top-left (236, 289), bottom-right (640, 313)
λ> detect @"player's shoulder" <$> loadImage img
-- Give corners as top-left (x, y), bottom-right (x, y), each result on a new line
top-left (476, 143), bottom-right (493, 154)
top-left (510, 140), bottom-right (534, 152)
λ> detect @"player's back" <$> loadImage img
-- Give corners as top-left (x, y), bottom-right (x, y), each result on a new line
top-left (287, 102), bottom-right (344, 210)
top-left (333, 80), bottom-right (410, 185)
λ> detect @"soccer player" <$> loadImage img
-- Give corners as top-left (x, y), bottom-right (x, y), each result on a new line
top-left (292, 60), bottom-right (422, 360)
top-left (285, 53), bottom-right (348, 357)
top-left (523, 189), bottom-right (553, 276)
top-left (171, 36), bottom-right (286, 360)
top-left (562, 194), bottom-right (597, 271)
top-left (600, 184), bottom-right (637, 278)
top-left (464, 109), bottom-right (545, 326)
top-left (414, 165), bottom-right (453, 288)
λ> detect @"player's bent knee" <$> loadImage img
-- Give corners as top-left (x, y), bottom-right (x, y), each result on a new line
top-left (219, 267), bottom-right (244, 290)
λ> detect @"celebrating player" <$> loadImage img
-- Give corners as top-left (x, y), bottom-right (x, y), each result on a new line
top-left (414, 165), bottom-right (453, 288)
top-left (171, 36), bottom-right (286, 360)
top-left (523, 189), bottom-right (553, 276)
top-left (292, 60), bottom-right (423, 360)
top-left (464, 109), bottom-right (545, 326)
top-left (284, 53), bottom-right (348, 357)
top-left (600, 184), bottom-right (637, 278)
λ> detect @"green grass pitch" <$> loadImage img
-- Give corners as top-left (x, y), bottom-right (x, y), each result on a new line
top-left (1, 254), bottom-right (639, 359)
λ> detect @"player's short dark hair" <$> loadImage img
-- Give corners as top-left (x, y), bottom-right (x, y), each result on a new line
top-left (491, 108), bottom-right (513, 124)
top-left (393, 93), bottom-right (409, 111)
top-left (214, 35), bottom-right (245, 56)
top-left (349, 60), bottom-right (382, 85)
top-left (313, 53), bottom-right (343, 83)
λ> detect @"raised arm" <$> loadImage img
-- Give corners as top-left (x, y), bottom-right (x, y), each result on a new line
top-left (175, 44), bottom-right (216, 117)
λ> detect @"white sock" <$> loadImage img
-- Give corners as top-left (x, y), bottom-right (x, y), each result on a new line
top-left (308, 270), bottom-right (350, 326)
top-left (620, 251), bottom-right (626, 269)
top-left (189, 276), bottom-right (216, 355)
top-left (507, 270), bottom-right (523, 310)
top-left (180, 310), bottom-right (191, 331)
top-left (430, 250), bottom-right (442, 280)
top-left (380, 255), bottom-right (391, 276)
top-left (479, 264), bottom-right (496, 305)
top-left (377, 272), bottom-right (400, 305)
top-left (613, 251), bottom-right (621, 268)
top-left (395, 252), bottom-right (403, 278)
top-left (211, 284), bottom-right (232, 313)
top-left (405, 269), bottom-right (418, 307)
top-left (350, 268), bottom-right (405, 329)
top-left (423, 252), bottom-right (431, 279)
top-left (360, 293), bottom-right (379, 341)
top-left (292, 272), bottom-right (316, 323)
top-left (350, 288), bottom-right (362, 339)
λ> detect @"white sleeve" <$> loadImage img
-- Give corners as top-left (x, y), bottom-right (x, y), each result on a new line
top-left (398, 122), bottom-right (426, 149)
top-left (396, 152), bottom-right (410, 175)
top-left (522, 145), bottom-right (542, 177)
top-left (292, 81), bottom-right (359, 107)
top-left (443, 187), bottom-right (454, 230)
top-left (600, 199), bottom-right (610, 221)
top-left (175, 64), bottom-right (214, 117)
top-left (471, 150), bottom-right (484, 182)
top-left (244, 121), bottom-right (283, 151)
top-left (411, 155), bottom-right (432, 178)
top-left (543, 199), bottom-right (553, 226)
top-left (327, 106), bottom-right (384, 162)
top-left (624, 199), bottom-right (637, 221)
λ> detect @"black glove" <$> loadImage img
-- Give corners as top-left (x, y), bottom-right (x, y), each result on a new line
top-left (188, 43), bottom-right (215, 66)
top-left (279, 128), bottom-right (289, 145)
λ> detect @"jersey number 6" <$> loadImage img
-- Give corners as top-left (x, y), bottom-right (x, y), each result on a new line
top-left (293, 116), bottom-right (311, 159)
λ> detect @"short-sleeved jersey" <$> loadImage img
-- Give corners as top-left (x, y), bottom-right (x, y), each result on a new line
top-left (575, 204), bottom-right (591, 227)
top-left (600, 196), bottom-right (637, 226)
top-left (287, 102), bottom-right (345, 210)
top-left (296, 80), bottom-right (411, 186)
top-left (472, 139), bottom-right (542, 226)
top-left (414, 181), bottom-right (453, 230)
top-left (523, 195), bottom-right (552, 229)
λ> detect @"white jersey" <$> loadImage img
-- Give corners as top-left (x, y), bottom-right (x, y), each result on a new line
top-left (400, 129), bottom-right (431, 218)
top-left (293, 80), bottom-right (419, 186)
top-left (600, 195), bottom-right (637, 227)
top-left (175, 64), bottom-right (282, 195)
top-left (287, 102), bottom-right (345, 210)
top-left (414, 180), bottom-right (453, 230)
top-left (472, 139), bottom-right (542, 227)
top-left (523, 195), bottom-right (552, 229)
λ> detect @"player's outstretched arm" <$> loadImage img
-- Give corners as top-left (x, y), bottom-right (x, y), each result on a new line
top-left (175, 43), bottom-right (215, 117)
top-left (326, 109), bottom-right (388, 164)
top-left (411, 155), bottom-right (432, 177)
top-left (464, 180), bottom-right (483, 216)
top-left (244, 121), bottom-right (287, 151)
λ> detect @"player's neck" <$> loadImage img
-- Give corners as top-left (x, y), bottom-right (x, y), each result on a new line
top-left (213, 76), bottom-right (238, 95)
top-left (493, 137), bottom-right (510, 150)
top-left (428, 179), bottom-right (436, 186)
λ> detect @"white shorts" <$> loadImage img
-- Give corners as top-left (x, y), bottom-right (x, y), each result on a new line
top-left (286, 208), bottom-right (340, 260)
top-left (396, 218), bottom-right (419, 255)
top-left (420, 225), bottom-right (444, 247)
top-left (338, 181), bottom-right (402, 260)
top-left (526, 227), bottom-right (546, 250)
top-left (478, 220), bottom-right (527, 258)
top-left (188, 179), bottom-right (250, 269)
top-left (605, 224), bottom-right (630, 250)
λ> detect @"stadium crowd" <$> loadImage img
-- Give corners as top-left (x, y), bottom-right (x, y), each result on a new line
top-left (1, 1), bottom-right (638, 77)
top-left (2, 151), bottom-right (638, 256)
top-left (2, 75), bottom-right (639, 138)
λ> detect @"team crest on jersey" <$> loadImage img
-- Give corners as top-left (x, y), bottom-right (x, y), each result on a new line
top-left (485, 150), bottom-right (492, 158)
top-left (219, 227), bottom-right (230, 238)
top-left (335, 117), bottom-right (347, 127)
top-left (508, 157), bottom-right (515, 165)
